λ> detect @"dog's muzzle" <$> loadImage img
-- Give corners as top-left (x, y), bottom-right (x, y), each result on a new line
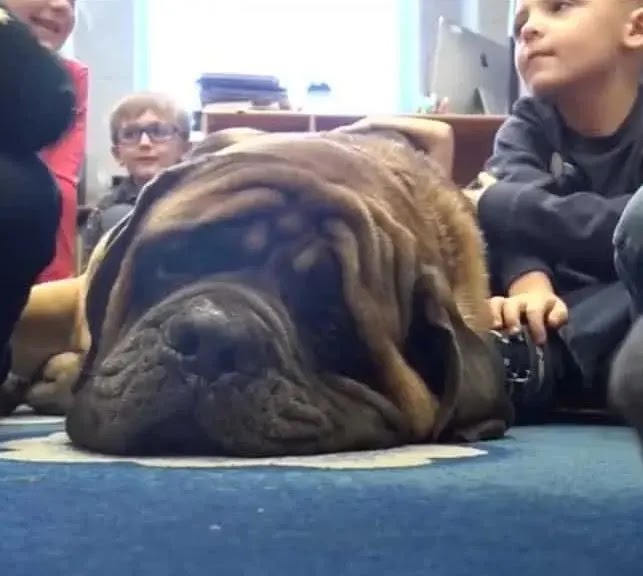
top-left (65, 281), bottom-right (406, 457)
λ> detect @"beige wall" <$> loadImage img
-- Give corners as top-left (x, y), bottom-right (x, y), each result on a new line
top-left (73, 0), bottom-right (138, 201)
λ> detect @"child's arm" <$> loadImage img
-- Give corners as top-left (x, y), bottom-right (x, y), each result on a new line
top-left (341, 115), bottom-right (455, 179)
top-left (470, 98), bottom-right (631, 279)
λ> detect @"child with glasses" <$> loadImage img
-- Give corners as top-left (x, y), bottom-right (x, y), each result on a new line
top-left (82, 92), bottom-right (192, 266)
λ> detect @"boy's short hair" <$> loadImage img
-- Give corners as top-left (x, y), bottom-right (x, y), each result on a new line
top-left (109, 92), bottom-right (191, 144)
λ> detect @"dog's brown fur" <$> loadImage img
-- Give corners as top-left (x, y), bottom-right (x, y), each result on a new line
top-left (6, 119), bottom-right (509, 455)
top-left (6, 232), bottom-right (107, 413)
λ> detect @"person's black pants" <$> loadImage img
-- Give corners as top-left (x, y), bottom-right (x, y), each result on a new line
top-left (0, 151), bottom-right (60, 381)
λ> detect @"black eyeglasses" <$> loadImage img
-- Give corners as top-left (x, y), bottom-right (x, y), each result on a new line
top-left (117, 122), bottom-right (179, 145)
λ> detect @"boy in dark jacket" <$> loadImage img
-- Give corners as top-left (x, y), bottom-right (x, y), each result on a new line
top-left (82, 92), bottom-right (191, 266)
top-left (467, 0), bottom-right (643, 419)
top-left (0, 2), bottom-right (75, 388)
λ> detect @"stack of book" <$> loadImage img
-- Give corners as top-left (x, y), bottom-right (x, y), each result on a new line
top-left (197, 73), bottom-right (290, 111)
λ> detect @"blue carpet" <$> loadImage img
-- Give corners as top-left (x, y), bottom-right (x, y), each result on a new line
top-left (0, 415), bottom-right (642, 575)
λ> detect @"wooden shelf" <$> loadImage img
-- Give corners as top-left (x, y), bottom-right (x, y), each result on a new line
top-left (200, 108), bottom-right (506, 186)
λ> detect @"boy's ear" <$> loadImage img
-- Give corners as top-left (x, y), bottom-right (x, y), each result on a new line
top-left (111, 144), bottom-right (124, 166)
top-left (624, 8), bottom-right (643, 50)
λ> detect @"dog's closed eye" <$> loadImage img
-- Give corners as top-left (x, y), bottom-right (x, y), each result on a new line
top-left (151, 222), bottom-right (271, 281)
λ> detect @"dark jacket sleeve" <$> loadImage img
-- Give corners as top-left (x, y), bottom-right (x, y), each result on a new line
top-left (478, 98), bottom-right (631, 288)
top-left (82, 190), bottom-right (135, 269)
top-left (489, 251), bottom-right (554, 295)
top-left (0, 2), bottom-right (75, 153)
top-left (82, 208), bottom-right (105, 269)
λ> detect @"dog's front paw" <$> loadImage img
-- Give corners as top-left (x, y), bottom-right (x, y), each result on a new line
top-left (25, 352), bottom-right (84, 416)
top-left (0, 372), bottom-right (30, 416)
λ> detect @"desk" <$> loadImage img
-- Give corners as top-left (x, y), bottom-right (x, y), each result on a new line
top-left (200, 108), bottom-right (506, 186)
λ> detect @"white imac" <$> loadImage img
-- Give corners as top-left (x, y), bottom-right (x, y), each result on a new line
top-left (427, 17), bottom-right (512, 115)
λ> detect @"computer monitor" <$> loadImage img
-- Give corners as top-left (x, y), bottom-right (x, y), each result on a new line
top-left (428, 17), bottom-right (511, 115)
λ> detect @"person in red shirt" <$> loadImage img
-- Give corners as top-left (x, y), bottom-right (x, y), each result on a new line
top-left (0, 2), bottom-right (75, 405)
top-left (39, 57), bottom-right (87, 281)
top-left (5, 0), bottom-right (88, 282)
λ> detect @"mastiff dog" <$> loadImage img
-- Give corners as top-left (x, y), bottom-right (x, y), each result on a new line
top-left (7, 118), bottom-right (513, 456)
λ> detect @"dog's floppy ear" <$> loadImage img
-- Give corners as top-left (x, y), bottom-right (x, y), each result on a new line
top-left (405, 265), bottom-right (513, 441)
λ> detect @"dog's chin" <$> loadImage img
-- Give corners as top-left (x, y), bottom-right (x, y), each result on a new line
top-left (65, 281), bottom-right (406, 457)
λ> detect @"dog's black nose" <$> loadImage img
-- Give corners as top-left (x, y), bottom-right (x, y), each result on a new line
top-left (165, 301), bottom-right (261, 378)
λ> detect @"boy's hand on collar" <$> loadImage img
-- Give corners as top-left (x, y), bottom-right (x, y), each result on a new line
top-left (464, 171), bottom-right (497, 208)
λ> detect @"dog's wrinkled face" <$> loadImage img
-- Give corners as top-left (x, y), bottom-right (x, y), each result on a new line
top-left (70, 225), bottom-right (408, 456)
top-left (66, 129), bottom-right (502, 457)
